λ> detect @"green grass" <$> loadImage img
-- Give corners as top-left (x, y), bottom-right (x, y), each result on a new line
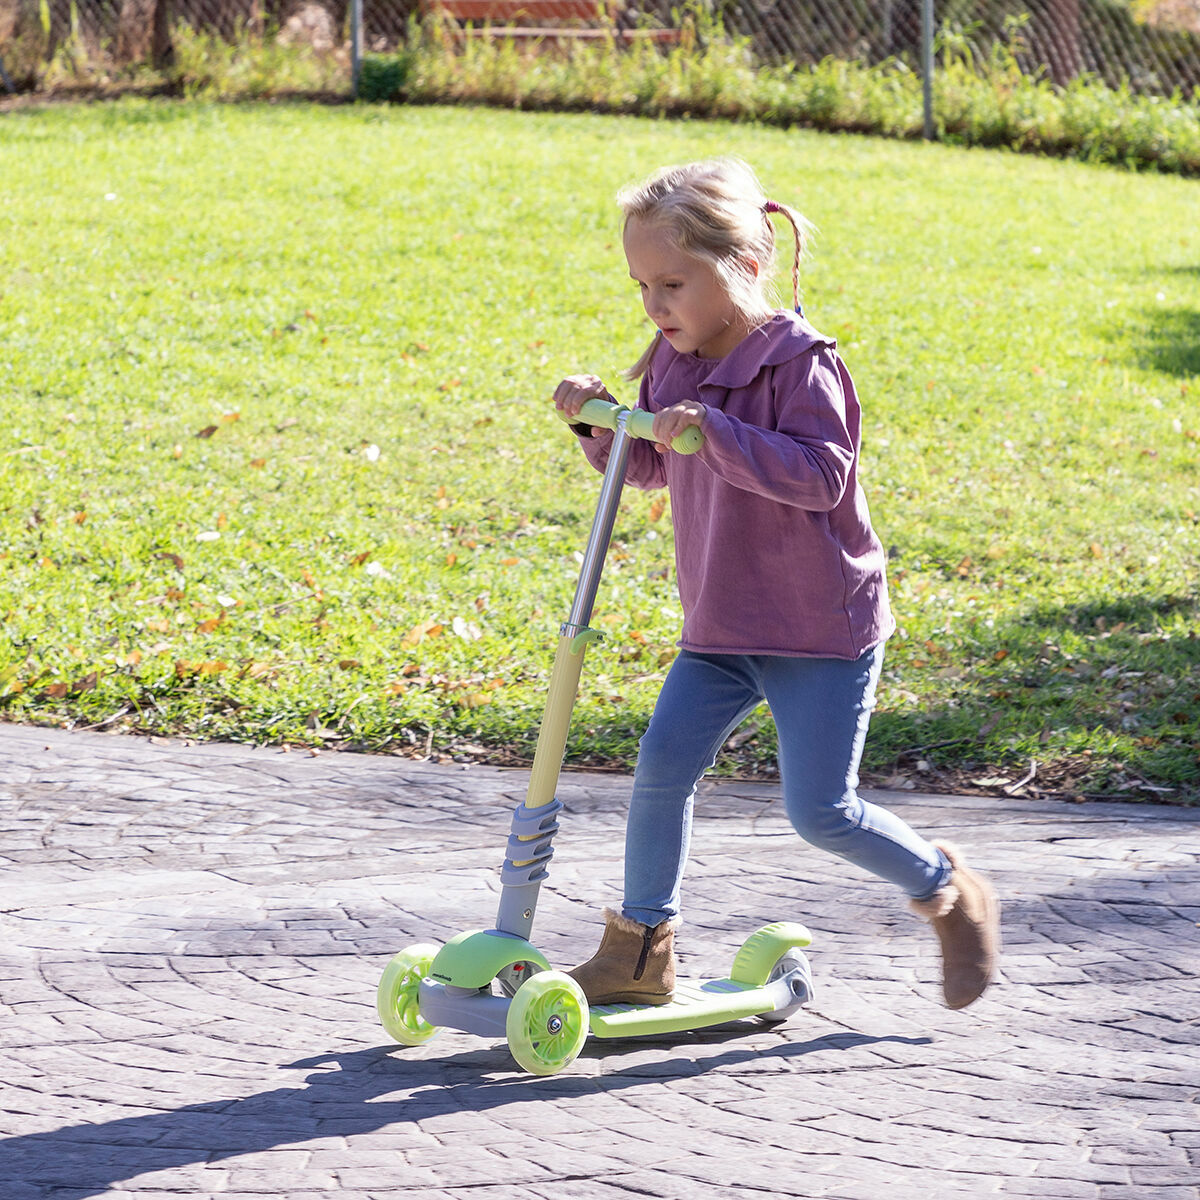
top-left (1, 100), bottom-right (1198, 802)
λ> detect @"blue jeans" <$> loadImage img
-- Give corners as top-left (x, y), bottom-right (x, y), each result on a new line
top-left (622, 646), bottom-right (952, 926)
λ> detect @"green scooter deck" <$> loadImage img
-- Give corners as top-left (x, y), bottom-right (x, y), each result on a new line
top-left (588, 976), bottom-right (777, 1038)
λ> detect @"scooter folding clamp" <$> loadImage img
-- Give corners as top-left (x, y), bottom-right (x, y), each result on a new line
top-left (499, 798), bottom-right (563, 886)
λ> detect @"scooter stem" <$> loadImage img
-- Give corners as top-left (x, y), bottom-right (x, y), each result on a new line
top-left (493, 414), bottom-right (635, 941)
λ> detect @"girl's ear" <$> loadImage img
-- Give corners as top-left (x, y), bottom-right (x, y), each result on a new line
top-left (741, 255), bottom-right (761, 279)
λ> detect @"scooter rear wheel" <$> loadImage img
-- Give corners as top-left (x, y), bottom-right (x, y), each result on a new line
top-left (505, 971), bottom-right (589, 1075)
top-left (377, 944), bottom-right (442, 1046)
top-left (757, 949), bottom-right (815, 1026)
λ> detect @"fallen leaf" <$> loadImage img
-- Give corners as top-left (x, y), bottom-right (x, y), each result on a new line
top-left (401, 619), bottom-right (444, 648)
top-left (196, 425), bottom-right (219, 439)
top-left (175, 659), bottom-right (227, 678)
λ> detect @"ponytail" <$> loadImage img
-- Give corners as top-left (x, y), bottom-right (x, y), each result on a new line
top-left (763, 199), bottom-right (809, 313)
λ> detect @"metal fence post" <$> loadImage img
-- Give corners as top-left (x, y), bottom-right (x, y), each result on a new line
top-left (351, 0), bottom-right (363, 98)
top-left (921, 0), bottom-right (935, 140)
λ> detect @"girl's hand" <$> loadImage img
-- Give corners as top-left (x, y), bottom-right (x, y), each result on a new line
top-left (554, 375), bottom-right (613, 435)
top-left (652, 401), bottom-right (706, 453)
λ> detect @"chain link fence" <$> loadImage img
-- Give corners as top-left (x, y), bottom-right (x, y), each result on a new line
top-left (3, 0), bottom-right (1199, 96)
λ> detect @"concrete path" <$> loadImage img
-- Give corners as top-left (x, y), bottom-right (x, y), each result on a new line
top-left (0, 724), bottom-right (1196, 1199)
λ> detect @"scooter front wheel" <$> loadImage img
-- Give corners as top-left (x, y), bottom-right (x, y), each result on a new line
top-left (377, 944), bottom-right (442, 1046)
top-left (505, 971), bottom-right (589, 1075)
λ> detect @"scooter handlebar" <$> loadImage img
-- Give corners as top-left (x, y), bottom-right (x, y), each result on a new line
top-left (560, 397), bottom-right (704, 456)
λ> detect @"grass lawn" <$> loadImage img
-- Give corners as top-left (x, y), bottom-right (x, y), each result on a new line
top-left (1, 99), bottom-right (1197, 802)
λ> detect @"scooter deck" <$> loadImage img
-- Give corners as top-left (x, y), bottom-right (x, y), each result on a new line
top-left (588, 976), bottom-right (783, 1038)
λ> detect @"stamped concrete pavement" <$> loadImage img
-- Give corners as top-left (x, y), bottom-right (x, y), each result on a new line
top-left (0, 723), bottom-right (1197, 1200)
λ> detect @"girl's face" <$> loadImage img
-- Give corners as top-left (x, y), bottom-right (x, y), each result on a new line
top-left (624, 216), bottom-right (754, 360)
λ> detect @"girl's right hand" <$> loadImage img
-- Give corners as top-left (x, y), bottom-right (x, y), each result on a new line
top-left (554, 374), bottom-right (613, 434)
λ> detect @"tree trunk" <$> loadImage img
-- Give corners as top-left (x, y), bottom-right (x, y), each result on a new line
top-left (153, 0), bottom-right (173, 66)
top-left (116, 0), bottom-right (173, 65)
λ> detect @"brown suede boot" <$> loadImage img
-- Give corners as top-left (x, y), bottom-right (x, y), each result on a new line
top-left (567, 908), bottom-right (677, 1006)
top-left (910, 841), bottom-right (1000, 1010)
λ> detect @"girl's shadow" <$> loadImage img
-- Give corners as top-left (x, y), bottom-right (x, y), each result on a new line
top-left (2, 1029), bottom-right (929, 1197)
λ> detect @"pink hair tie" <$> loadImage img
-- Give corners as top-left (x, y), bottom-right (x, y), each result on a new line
top-left (763, 200), bottom-right (783, 214)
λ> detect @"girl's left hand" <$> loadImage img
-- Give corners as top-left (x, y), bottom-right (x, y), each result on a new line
top-left (652, 402), bottom-right (706, 453)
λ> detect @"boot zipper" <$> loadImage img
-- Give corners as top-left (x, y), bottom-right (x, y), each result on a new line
top-left (633, 926), bottom-right (654, 981)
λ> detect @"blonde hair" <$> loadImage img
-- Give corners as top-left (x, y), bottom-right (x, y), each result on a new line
top-left (618, 158), bottom-right (811, 379)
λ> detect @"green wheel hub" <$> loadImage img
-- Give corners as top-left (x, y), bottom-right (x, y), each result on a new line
top-left (377, 944), bottom-right (441, 1046)
top-left (505, 971), bottom-right (589, 1075)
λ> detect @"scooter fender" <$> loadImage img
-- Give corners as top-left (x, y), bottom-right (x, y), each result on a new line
top-left (729, 922), bottom-right (814, 986)
top-left (430, 928), bottom-right (552, 990)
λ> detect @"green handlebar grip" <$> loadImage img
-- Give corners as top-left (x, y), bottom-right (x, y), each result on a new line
top-left (562, 397), bottom-right (704, 455)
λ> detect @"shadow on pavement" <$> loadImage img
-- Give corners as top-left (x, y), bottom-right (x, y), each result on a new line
top-left (2, 1032), bottom-right (931, 1198)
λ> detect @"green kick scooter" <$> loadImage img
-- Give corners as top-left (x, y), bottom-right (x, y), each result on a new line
top-left (376, 398), bottom-right (816, 1075)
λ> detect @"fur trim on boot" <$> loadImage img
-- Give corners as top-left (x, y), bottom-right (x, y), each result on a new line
top-left (567, 907), bottom-right (677, 1006)
top-left (910, 841), bottom-right (1000, 1010)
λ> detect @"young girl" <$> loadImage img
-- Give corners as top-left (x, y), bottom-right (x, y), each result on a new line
top-left (553, 158), bottom-right (999, 1011)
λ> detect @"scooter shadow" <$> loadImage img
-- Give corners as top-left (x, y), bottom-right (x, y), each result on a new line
top-left (578, 1024), bottom-right (933, 1069)
top-left (353, 1023), bottom-right (934, 1090)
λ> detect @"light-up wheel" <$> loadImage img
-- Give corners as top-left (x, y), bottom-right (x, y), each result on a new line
top-left (505, 971), bottom-right (589, 1075)
top-left (377, 944), bottom-right (441, 1045)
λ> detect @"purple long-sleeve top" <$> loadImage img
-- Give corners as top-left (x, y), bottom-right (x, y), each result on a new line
top-left (576, 310), bottom-right (894, 660)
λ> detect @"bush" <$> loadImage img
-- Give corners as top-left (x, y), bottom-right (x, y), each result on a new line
top-left (353, 14), bottom-right (1200, 174)
top-left (358, 46), bottom-right (417, 101)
